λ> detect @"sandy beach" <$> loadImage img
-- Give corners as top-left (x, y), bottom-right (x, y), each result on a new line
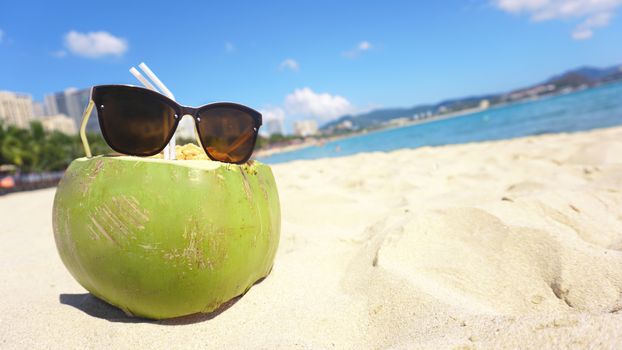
top-left (1, 126), bottom-right (622, 349)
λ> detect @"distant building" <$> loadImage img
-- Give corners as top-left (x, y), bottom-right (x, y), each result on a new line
top-left (389, 117), bottom-right (410, 126)
top-left (507, 84), bottom-right (555, 101)
top-left (479, 99), bottom-right (490, 110)
top-left (0, 91), bottom-right (34, 128)
top-left (293, 119), bottom-right (318, 137)
top-left (414, 111), bottom-right (433, 120)
top-left (32, 101), bottom-right (45, 118)
top-left (41, 114), bottom-right (77, 135)
top-left (266, 118), bottom-right (285, 136)
top-left (44, 88), bottom-right (98, 131)
top-left (336, 120), bottom-right (353, 130)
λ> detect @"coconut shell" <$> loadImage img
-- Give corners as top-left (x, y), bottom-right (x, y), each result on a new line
top-left (52, 154), bottom-right (280, 319)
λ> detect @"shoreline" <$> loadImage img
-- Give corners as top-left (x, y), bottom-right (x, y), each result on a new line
top-left (257, 81), bottom-right (621, 161)
top-left (255, 110), bottom-right (481, 160)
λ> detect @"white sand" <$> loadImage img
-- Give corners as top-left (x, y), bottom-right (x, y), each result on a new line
top-left (1, 127), bottom-right (622, 349)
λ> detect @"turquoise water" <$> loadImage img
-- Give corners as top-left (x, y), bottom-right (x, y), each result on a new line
top-left (259, 81), bottom-right (622, 164)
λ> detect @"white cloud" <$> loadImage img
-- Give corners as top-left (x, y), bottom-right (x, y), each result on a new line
top-left (0, 29), bottom-right (4, 43)
top-left (358, 41), bottom-right (372, 51)
top-left (259, 106), bottom-right (286, 136)
top-left (260, 88), bottom-right (363, 133)
top-left (261, 106), bottom-right (286, 121)
top-left (279, 58), bottom-right (299, 71)
top-left (343, 40), bottom-right (373, 58)
top-left (64, 30), bottom-right (128, 58)
top-left (225, 42), bottom-right (235, 53)
top-left (571, 11), bottom-right (613, 39)
top-left (493, 0), bottom-right (622, 39)
top-left (284, 87), bottom-right (355, 120)
top-left (571, 27), bottom-right (594, 39)
top-left (495, 0), bottom-right (621, 19)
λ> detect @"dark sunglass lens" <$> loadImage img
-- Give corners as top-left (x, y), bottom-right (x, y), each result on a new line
top-left (93, 87), bottom-right (177, 156)
top-left (196, 107), bottom-right (257, 163)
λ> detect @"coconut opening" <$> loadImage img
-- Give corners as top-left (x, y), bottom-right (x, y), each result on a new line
top-left (151, 144), bottom-right (211, 161)
top-left (175, 144), bottom-right (211, 161)
top-left (143, 143), bottom-right (258, 172)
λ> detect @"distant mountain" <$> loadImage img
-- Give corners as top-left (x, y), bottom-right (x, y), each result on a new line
top-left (547, 65), bottom-right (621, 82)
top-left (321, 63), bottom-right (622, 131)
top-left (322, 94), bottom-right (504, 131)
top-left (547, 71), bottom-right (595, 87)
top-left (324, 106), bottom-right (433, 130)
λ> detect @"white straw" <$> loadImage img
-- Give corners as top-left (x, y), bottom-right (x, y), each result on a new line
top-left (137, 63), bottom-right (177, 159)
top-left (129, 67), bottom-right (158, 91)
top-left (129, 65), bottom-right (175, 160)
top-left (138, 62), bottom-right (175, 100)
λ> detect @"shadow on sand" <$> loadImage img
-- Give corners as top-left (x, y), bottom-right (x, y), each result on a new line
top-left (59, 293), bottom-right (242, 325)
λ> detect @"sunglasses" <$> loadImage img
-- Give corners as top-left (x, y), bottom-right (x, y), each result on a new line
top-left (79, 85), bottom-right (262, 164)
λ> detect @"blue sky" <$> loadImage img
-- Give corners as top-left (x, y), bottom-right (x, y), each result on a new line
top-left (1, 0), bottom-right (621, 131)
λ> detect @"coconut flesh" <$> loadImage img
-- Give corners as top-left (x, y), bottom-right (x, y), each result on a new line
top-left (52, 144), bottom-right (280, 319)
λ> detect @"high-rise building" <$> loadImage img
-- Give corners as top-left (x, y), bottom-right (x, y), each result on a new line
top-left (293, 119), bottom-right (318, 137)
top-left (0, 91), bottom-right (35, 128)
top-left (32, 101), bottom-right (45, 118)
top-left (44, 94), bottom-right (58, 116)
top-left (266, 118), bottom-right (285, 136)
top-left (41, 114), bottom-right (77, 135)
top-left (44, 88), bottom-right (98, 131)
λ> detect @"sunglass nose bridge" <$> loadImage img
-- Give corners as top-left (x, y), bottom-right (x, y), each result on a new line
top-left (180, 106), bottom-right (199, 118)
top-left (175, 113), bottom-right (195, 121)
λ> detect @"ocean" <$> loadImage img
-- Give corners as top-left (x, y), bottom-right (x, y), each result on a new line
top-left (259, 81), bottom-right (622, 164)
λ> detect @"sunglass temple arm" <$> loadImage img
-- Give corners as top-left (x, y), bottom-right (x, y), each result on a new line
top-left (80, 100), bottom-right (94, 158)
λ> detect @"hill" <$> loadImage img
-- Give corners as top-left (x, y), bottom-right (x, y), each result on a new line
top-left (321, 63), bottom-right (622, 131)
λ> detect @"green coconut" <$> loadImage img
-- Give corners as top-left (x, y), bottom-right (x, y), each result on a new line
top-left (52, 153), bottom-right (280, 319)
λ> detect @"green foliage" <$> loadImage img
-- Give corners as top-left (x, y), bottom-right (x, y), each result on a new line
top-left (0, 120), bottom-right (307, 173)
top-left (0, 121), bottom-right (111, 173)
top-left (256, 133), bottom-right (302, 149)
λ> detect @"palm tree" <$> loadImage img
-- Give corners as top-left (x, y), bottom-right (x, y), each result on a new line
top-left (0, 120), bottom-right (112, 173)
top-left (1, 125), bottom-right (28, 169)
